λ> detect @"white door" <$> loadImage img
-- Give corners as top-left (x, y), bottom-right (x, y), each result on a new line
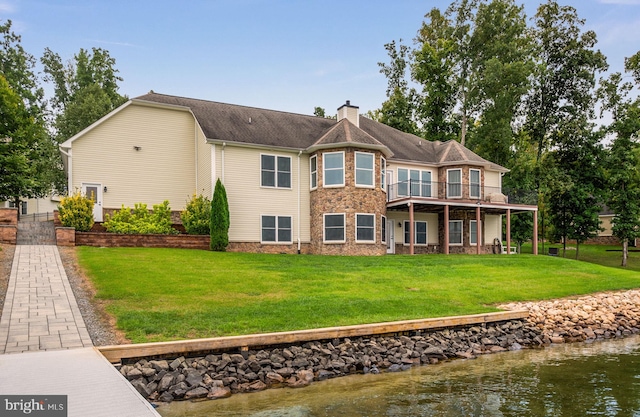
top-left (82, 183), bottom-right (103, 222)
top-left (386, 219), bottom-right (395, 254)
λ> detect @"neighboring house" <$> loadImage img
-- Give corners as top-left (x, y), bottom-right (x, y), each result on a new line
top-left (59, 92), bottom-right (538, 255)
top-left (1, 196), bottom-right (60, 220)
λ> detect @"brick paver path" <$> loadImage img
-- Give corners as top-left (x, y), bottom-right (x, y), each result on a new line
top-left (0, 245), bottom-right (93, 354)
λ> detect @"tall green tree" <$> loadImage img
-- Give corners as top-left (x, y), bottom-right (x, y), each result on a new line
top-left (0, 20), bottom-right (44, 116)
top-left (377, 40), bottom-right (419, 135)
top-left (526, 1), bottom-right (608, 167)
top-left (413, 8), bottom-right (458, 141)
top-left (0, 76), bottom-right (64, 210)
top-left (41, 47), bottom-right (128, 141)
top-left (598, 53), bottom-right (640, 266)
top-left (465, 0), bottom-right (533, 168)
top-left (210, 179), bottom-right (230, 251)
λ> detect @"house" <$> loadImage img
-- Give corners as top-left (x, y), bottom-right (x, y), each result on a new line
top-left (59, 92), bottom-right (538, 255)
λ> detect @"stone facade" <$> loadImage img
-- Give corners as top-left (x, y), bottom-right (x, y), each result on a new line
top-left (309, 148), bottom-right (387, 255)
top-left (228, 242), bottom-right (312, 255)
top-left (437, 165), bottom-right (484, 200)
top-left (55, 227), bottom-right (76, 246)
top-left (437, 209), bottom-right (491, 254)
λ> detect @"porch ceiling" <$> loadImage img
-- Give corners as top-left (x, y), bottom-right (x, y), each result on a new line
top-left (386, 197), bottom-right (537, 215)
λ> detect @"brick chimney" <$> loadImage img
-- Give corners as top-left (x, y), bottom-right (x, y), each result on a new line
top-left (337, 100), bottom-right (359, 127)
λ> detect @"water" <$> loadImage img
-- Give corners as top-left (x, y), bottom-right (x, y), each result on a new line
top-left (156, 336), bottom-right (640, 417)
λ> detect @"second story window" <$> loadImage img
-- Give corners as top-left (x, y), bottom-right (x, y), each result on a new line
top-left (355, 152), bottom-right (374, 188)
top-left (261, 154), bottom-right (291, 189)
top-left (447, 169), bottom-right (462, 198)
top-left (470, 169), bottom-right (481, 199)
top-left (323, 151), bottom-right (344, 187)
top-left (398, 168), bottom-right (432, 197)
top-left (310, 155), bottom-right (317, 189)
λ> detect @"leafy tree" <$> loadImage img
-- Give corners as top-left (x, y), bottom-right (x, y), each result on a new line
top-left (0, 75), bottom-right (65, 212)
top-left (377, 40), bottom-right (419, 135)
top-left (598, 55), bottom-right (640, 266)
top-left (313, 107), bottom-right (326, 118)
top-left (210, 179), bottom-right (230, 251)
top-left (41, 47), bottom-right (128, 141)
top-left (526, 1), bottom-right (607, 167)
top-left (0, 20), bottom-right (44, 116)
top-left (413, 8), bottom-right (458, 141)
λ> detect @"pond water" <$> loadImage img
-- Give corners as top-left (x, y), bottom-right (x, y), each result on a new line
top-left (156, 335), bottom-right (640, 417)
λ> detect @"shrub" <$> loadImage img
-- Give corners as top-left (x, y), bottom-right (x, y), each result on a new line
top-left (181, 194), bottom-right (211, 235)
top-left (104, 201), bottom-right (178, 234)
top-left (210, 179), bottom-right (229, 251)
top-left (58, 192), bottom-right (94, 231)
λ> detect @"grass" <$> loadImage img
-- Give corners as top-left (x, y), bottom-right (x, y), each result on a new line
top-left (77, 246), bottom-right (640, 343)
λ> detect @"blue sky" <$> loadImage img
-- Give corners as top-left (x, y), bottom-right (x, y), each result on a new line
top-left (3, 0), bottom-right (640, 116)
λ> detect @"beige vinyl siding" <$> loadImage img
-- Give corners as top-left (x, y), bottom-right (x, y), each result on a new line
top-left (219, 146), bottom-right (311, 243)
top-left (484, 171), bottom-right (501, 190)
top-left (72, 104), bottom-right (196, 211)
top-left (484, 214), bottom-right (501, 242)
top-left (600, 215), bottom-right (614, 236)
top-left (387, 162), bottom-right (438, 197)
top-left (195, 124), bottom-right (212, 199)
top-left (386, 213), bottom-right (438, 245)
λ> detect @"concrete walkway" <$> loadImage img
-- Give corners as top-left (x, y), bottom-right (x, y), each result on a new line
top-left (0, 245), bottom-right (92, 353)
top-left (0, 245), bottom-right (160, 416)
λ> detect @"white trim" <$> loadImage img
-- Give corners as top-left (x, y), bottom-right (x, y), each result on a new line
top-left (469, 168), bottom-right (481, 199)
top-left (210, 144), bottom-right (216, 193)
top-left (447, 168), bottom-right (462, 199)
top-left (449, 220), bottom-right (463, 245)
top-left (260, 153), bottom-right (293, 189)
top-left (323, 213), bottom-right (346, 243)
top-left (403, 220), bottom-right (428, 246)
top-left (354, 151), bottom-right (375, 189)
top-left (381, 156), bottom-right (387, 192)
top-left (323, 151), bottom-right (345, 188)
top-left (355, 213), bottom-right (376, 243)
top-left (260, 214), bottom-right (293, 244)
top-left (470, 219), bottom-right (479, 246)
top-left (310, 154), bottom-right (318, 190)
top-left (381, 215), bottom-right (387, 244)
top-left (81, 182), bottom-right (103, 222)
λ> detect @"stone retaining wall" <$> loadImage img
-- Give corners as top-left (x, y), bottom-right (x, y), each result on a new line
top-left (0, 208), bottom-right (18, 244)
top-left (76, 232), bottom-right (210, 250)
top-left (121, 319), bottom-right (542, 403)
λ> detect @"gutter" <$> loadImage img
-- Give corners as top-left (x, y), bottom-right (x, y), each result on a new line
top-left (59, 147), bottom-right (72, 195)
top-left (298, 150), bottom-right (302, 254)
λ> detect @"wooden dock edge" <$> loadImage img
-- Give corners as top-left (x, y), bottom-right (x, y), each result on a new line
top-left (98, 310), bottom-right (529, 364)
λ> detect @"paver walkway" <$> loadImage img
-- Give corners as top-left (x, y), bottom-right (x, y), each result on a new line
top-left (0, 245), bottom-right (93, 353)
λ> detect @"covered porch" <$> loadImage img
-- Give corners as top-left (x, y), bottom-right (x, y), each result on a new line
top-left (386, 193), bottom-right (538, 255)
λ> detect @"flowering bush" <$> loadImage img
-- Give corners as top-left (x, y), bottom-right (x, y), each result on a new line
top-left (58, 192), bottom-right (94, 231)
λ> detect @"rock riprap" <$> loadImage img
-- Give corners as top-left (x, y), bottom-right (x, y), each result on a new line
top-left (500, 290), bottom-right (640, 344)
top-left (121, 319), bottom-right (540, 403)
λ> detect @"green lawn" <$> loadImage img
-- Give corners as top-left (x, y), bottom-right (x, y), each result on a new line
top-left (77, 247), bottom-right (640, 343)
top-left (519, 243), bottom-right (640, 272)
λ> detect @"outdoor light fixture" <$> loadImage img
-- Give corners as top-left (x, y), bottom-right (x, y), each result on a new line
top-left (133, 146), bottom-right (142, 151)
top-left (103, 186), bottom-right (108, 193)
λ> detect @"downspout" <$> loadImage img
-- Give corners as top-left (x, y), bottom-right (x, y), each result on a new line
top-left (297, 150), bottom-right (302, 254)
top-left (194, 120), bottom-right (198, 191)
top-left (59, 147), bottom-right (72, 195)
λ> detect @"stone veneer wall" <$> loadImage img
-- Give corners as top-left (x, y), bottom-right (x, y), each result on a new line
top-left (438, 209), bottom-right (492, 254)
top-left (437, 165), bottom-right (484, 200)
top-left (227, 242), bottom-right (312, 254)
top-left (309, 148), bottom-right (387, 255)
top-left (75, 232), bottom-right (210, 250)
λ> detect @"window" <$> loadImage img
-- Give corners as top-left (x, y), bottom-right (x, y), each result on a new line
top-left (323, 152), bottom-right (344, 187)
top-left (310, 155), bottom-right (317, 189)
top-left (470, 169), bottom-right (481, 199)
top-left (21, 201), bottom-right (27, 215)
top-left (470, 220), bottom-right (479, 245)
top-left (381, 215), bottom-right (387, 243)
top-left (381, 157), bottom-right (387, 191)
top-left (399, 168), bottom-right (432, 197)
top-left (261, 154), bottom-right (291, 188)
top-left (356, 214), bottom-right (375, 242)
top-left (261, 216), bottom-right (292, 243)
top-left (324, 213), bottom-right (345, 242)
top-left (355, 152), bottom-right (374, 187)
top-left (404, 221), bottom-right (428, 245)
top-left (449, 220), bottom-right (463, 245)
top-left (447, 169), bottom-right (462, 198)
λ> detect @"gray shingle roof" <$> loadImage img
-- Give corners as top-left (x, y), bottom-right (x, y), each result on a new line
top-left (133, 92), bottom-right (506, 171)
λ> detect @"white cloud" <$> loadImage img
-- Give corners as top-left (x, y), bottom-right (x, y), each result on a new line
top-left (89, 39), bottom-right (140, 48)
top-left (0, 2), bottom-right (15, 13)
